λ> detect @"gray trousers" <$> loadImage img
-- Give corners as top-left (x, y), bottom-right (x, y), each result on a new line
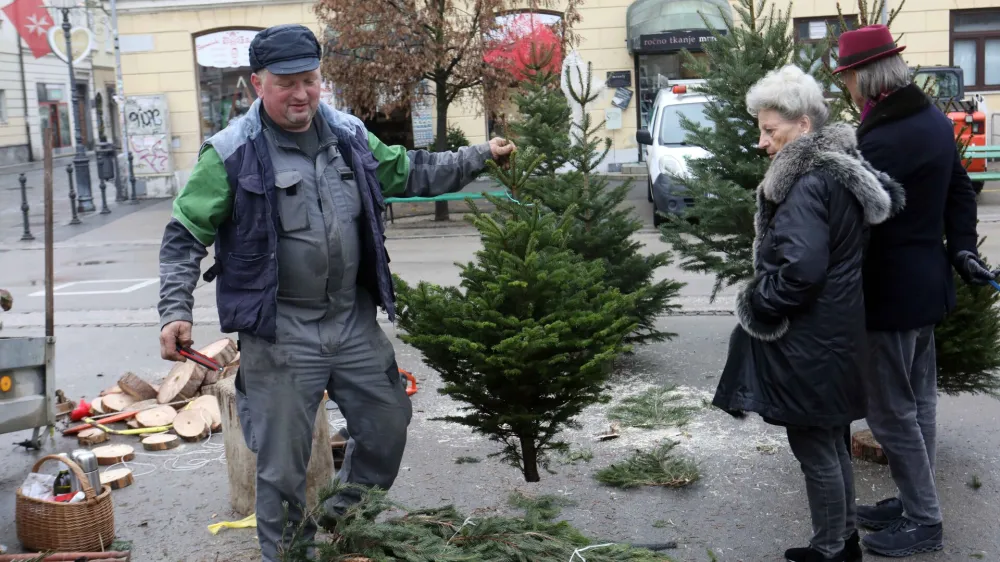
top-left (787, 426), bottom-right (857, 557)
top-left (234, 322), bottom-right (412, 561)
top-left (864, 326), bottom-right (941, 526)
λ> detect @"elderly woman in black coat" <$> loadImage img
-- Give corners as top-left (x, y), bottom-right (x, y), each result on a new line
top-left (712, 65), bottom-right (905, 562)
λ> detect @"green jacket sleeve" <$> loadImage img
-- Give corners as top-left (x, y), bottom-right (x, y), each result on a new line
top-left (368, 132), bottom-right (410, 196)
top-left (172, 146), bottom-right (233, 246)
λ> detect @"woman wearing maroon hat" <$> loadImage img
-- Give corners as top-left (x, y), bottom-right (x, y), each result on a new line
top-left (713, 64), bottom-right (904, 562)
top-left (833, 24), bottom-right (997, 558)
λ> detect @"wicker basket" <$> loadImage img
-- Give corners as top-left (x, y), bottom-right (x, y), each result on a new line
top-left (15, 454), bottom-right (115, 552)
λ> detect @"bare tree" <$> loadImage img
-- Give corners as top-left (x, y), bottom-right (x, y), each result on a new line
top-left (314, 0), bottom-right (580, 221)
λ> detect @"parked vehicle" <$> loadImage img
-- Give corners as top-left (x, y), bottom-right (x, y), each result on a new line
top-left (912, 66), bottom-right (990, 193)
top-left (635, 81), bottom-right (714, 225)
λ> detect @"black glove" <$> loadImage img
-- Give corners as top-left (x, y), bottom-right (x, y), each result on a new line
top-left (954, 250), bottom-right (999, 286)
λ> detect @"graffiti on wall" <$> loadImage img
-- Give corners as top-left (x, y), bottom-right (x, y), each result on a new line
top-left (126, 94), bottom-right (172, 175)
top-left (129, 135), bottom-right (171, 175)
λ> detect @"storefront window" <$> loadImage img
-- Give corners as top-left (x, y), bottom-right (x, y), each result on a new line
top-left (37, 83), bottom-right (72, 149)
top-left (637, 51), bottom-right (708, 129)
top-left (195, 29), bottom-right (261, 140)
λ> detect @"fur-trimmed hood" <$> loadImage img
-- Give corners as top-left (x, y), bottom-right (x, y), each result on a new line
top-left (736, 122), bottom-right (906, 342)
top-left (758, 122), bottom-right (905, 224)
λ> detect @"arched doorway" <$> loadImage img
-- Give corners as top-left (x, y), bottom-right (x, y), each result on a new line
top-left (193, 27), bottom-right (263, 141)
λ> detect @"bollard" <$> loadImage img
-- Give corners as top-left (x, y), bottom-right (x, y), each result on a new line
top-left (127, 152), bottom-right (139, 204)
top-left (98, 175), bottom-right (111, 214)
top-left (19, 173), bottom-right (34, 241)
top-left (66, 163), bottom-right (81, 225)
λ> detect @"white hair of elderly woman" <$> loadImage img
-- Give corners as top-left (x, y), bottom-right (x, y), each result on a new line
top-left (746, 65), bottom-right (829, 129)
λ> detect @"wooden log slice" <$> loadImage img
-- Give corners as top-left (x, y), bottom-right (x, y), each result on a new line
top-left (126, 418), bottom-right (141, 430)
top-left (190, 395), bottom-right (223, 432)
top-left (157, 361), bottom-right (206, 404)
top-left (100, 467), bottom-right (134, 490)
top-left (196, 340), bottom-right (238, 386)
top-left (851, 429), bottom-right (889, 465)
top-left (135, 405), bottom-right (177, 428)
top-left (173, 409), bottom-right (208, 442)
top-left (118, 372), bottom-right (158, 401)
top-left (142, 434), bottom-right (180, 452)
top-left (77, 427), bottom-right (109, 446)
top-left (100, 385), bottom-right (123, 397)
top-left (123, 398), bottom-right (158, 413)
top-left (100, 393), bottom-right (135, 413)
top-left (92, 444), bottom-right (135, 466)
top-left (90, 396), bottom-right (105, 415)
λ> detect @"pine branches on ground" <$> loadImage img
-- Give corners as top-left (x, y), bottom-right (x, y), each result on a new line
top-left (394, 150), bottom-right (637, 482)
top-left (285, 482), bottom-right (678, 561)
top-left (608, 386), bottom-right (704, 429)
top-left (595, 441), bottom-right (701, 489)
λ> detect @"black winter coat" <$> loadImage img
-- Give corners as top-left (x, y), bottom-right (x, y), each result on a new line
top-left (858, 84), bottom-right (980, 331)
top-left (712, 124), bottom-right (906, 428)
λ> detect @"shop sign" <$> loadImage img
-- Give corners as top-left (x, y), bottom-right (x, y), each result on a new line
top-left (196, 29), bottom-right (259, 69)
top-left (606, 70), bottom-right (632, 88)
top-left (638, 29), bottom-right (726, 53)
top-left (605, 107), bottom-right (623, 130)
top-left (611, 87), bottom-right (633, 109)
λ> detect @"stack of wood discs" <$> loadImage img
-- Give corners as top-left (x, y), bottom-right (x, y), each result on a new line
top-left (69, 338), bottom-right (243, 492)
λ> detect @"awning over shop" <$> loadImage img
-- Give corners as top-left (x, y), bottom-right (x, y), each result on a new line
top-left (626, 0), bottom-right (732, 54)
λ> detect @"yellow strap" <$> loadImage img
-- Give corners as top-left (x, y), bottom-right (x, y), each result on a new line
top-left (207, 513), bottom-right (257, 535)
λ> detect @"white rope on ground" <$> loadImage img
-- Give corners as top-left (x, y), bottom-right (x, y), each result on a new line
top-left (99, 409), bottom-right (227, 479)
top-left (569, 543), bottom-right (617, 562)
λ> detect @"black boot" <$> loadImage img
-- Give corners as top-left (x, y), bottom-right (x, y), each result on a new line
top-left (785, 546), bottom-right (847, 562)
top-left (846, 531), bottom-right (863, 562)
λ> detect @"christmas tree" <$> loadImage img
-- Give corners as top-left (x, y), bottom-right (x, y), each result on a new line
top-left (657, 0), bottom-right (832, 297)
top-left (826, 1), bottom-right (1000, 397)
top-left (516, 54), bottom-right (683, 344)
top-left (394, 150), bottom-right (638, 482)
top-left (508, 44), bottom-right (572, 176)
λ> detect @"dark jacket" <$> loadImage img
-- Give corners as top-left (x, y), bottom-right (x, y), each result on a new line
top-left (713, 124), bottom-right (906, 428)
top-left (858, 84), bottom-right (980, 331)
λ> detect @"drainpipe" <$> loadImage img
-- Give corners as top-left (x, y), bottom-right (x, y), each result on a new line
top-left (17, 38), bottom-right (34, 162)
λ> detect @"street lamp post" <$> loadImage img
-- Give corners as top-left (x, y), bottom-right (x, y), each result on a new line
top-left (52, 0), bottom-right (95, 213)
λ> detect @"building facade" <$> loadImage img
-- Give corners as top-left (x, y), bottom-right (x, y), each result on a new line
top-left (99, 0), bottom-right (1000, 194)
top-left (0, 2), bottom-right (119, 167)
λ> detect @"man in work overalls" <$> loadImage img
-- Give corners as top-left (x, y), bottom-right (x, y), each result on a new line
top-left (155, 24), bottom-right (515, 561)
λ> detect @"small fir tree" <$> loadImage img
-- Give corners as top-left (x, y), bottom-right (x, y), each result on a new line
top-left (657, 0), bottom-right (833, 297)
top-left (519, 56), bottom-right (684, 344)
top-left (433, 124), bottom-right (471, 152)
top-left (394, 150), bottom-right (637, 482)
top-left (509, 44), bottom-right (572, 176)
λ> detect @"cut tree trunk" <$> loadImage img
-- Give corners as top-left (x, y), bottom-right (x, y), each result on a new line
top-left (118, 372), bottom-right (158, 401)
top-left (851, 429), bottom-right (889, 465)
top-left (519, 434), bottom-right (540, 482)
top-left (100, 467), bottom-right (134, 490)
top-left (158, 361), bottom-right (206, 404)
top-left (215, 376), bottom-right (334, 515)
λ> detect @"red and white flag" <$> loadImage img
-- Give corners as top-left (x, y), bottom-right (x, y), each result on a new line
top-left (2, 0), bottom-right (54, 58)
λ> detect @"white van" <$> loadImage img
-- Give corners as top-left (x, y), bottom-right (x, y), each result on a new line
top-left (635, 81), bottom-right (714, 225)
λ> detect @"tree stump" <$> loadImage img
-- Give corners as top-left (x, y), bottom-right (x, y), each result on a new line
top-left (851, 429), bottom-right (889, 465)
top-left (211, 376), bottom-right (334, 515)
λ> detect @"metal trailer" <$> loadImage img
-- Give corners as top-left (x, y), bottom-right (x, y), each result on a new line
top-left (0, 129), bottom-right (58, 450)
top-left (0, 337), bottom-right (56, 449)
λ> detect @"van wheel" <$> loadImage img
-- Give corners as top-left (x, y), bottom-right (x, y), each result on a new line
top-left (647, 177), bottom-right (654, 202)
top-left (973, 181), bottom-right (984, 195)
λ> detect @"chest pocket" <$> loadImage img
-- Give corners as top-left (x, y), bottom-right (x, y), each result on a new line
top-left (326, 164), bottom-right (363, 222)
top-left (275, 170), bottom-right (310, 233)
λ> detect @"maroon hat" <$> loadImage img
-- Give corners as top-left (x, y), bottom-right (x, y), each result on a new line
top-left (833, 24), bottom-right (906, 74)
